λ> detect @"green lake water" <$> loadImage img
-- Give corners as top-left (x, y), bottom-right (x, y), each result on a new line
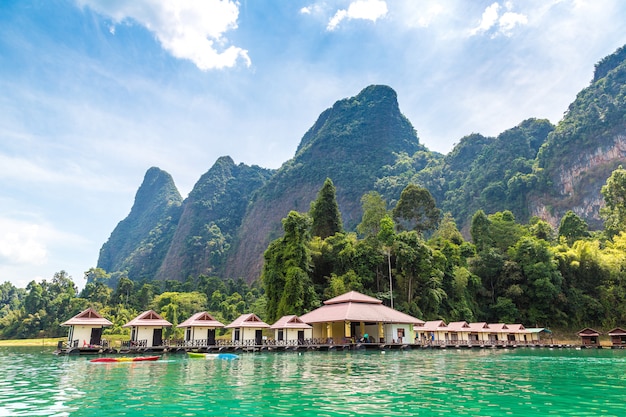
top-left (1, 346), bottom-right (626, 416)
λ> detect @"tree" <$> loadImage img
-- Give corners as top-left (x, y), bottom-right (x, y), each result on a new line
top-left (261, 211), bottom-right (318, 322)
top-left (310, 178), bottom-right (343, 239)
top-left (601, 166), bottom-right (626, 237)
top-left (558, 210), bottom-right (589, 244)
top-left (392, 184), bottom-right (440, 234)
top-left (357, 191), bottom-right (387, 238)
top-left (470, 210), bottom-right (492, 252)
top-left (378, 215), bottom-right (396, 308)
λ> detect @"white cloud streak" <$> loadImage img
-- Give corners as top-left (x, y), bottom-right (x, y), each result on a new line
top-left (76, 0), bottom-right (250, 70)
top-left (327, 0), bottom-right (388, 31)
top-left (470, 2), bottom-right (527, 37)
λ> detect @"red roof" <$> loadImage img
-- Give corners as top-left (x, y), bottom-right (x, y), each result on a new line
top-left (299, 291), bottom-right (423, 324)
top-left (225, 313), bottom-right (270, 329)
top-left (270, 315), bottom-right (312, 329)
top-left (123, 310), bottom-right (172, 328)
top-left (61, 307), bottom-right (112, 327)
top-left (177, 312), bottom-right (225, 328)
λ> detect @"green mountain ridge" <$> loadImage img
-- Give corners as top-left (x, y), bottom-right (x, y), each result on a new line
top-left (97, 45), bottom-right (626, 284)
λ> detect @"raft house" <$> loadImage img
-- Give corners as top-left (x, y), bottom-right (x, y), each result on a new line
top-left (120, 310), bottom-right (172, 352)
top-left (269, 315), bottom-right (313, 347)
top-left (224, 313), bottom-right (271, 349)
top-left (54, 307), bottom-right (115, 355)
top-left (608, 327), bottom-right (626, 348)
top-left (176, 311), bottom-right (225, 349)
top-left (298, 291), bottom-right (423, 349)
top-left (577, 327), bottom-right (601, 348)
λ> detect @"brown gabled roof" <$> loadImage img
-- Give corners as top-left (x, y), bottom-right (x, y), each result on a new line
top-left (417, 320), bottom-right (448, 332)
top-left (299, 291), bottom-right (423, 325)
top-left (487, 323), bottom-right (509, 333)
top-left (506, 324), bottom-right (527, 333)
top-left (324, 291), bottom-right (382, 305)
top-left (225, 313), bottom-right (270, 329)
top-left (270, 315), bottom-right (312, 330)
top-left (607, 327), bottom-right (626, 336)
top-left (177, 312), bottom-right (225, 328)
top-left (123, 310), bottom-right (172, 328)
top-left (61, 307), bottom-right (112, 327)
top-left (467, 322), bottom-right (490, 332)
top-left (577, 327), bottom-right (601, 337)
top-left (447, 321), bottom-right (471, 332)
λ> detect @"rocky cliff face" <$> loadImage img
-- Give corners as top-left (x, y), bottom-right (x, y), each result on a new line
top-left (530, 134), bottom-right (626, 228)
top-left (97, 167), bottom-right (182, 281)
top-left (154, 157), bottom-right (273, 281)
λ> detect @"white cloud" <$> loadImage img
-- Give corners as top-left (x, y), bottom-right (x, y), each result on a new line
top-left (76, 0), bottom-right (250, 70)
top-left (470, 1), bottom-right (527, 37)
top-left (327, 0), bottom-right (388, 31)
top-left (0, 218), bottom-right (48, 266)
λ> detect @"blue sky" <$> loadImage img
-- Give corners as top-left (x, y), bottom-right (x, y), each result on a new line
top-left (1, 0), bottom-right (626, 290)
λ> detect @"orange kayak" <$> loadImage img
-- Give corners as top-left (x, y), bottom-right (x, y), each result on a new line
top-left (90, 356), bottom-right (160, 363)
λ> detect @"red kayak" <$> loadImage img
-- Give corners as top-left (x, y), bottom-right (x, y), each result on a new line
top-left (90, 356), bottom-right (160, 363)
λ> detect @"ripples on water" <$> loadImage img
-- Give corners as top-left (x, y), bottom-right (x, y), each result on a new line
top-left (1, 347), bottom-right (626, 416)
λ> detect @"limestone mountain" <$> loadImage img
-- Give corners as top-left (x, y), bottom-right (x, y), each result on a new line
top-left (154, 156), bottom-right (273, 281)
top-left (224, 85), bottom-right (425, 281)
top-left (97, 167), bottom-right (183, 282)
top-left (530, 44), bottom-right (626, 228)
top-left (97, 44), bottom-right (626, 285)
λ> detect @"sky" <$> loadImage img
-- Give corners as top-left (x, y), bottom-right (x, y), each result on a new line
top-left (1, 0), bottom-right (626, 291)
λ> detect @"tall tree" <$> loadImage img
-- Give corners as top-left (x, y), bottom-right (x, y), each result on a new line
top-left (392, 184), bottom-right (440, 235)
top-left (310, 178), bottom-right (343, 239)
top-left (357, 191), bottom-right (387, 238)
top-left (601, 166), bottom-right (626, 237)
top-left (262, 211), bottom-right (319, 322)
top-left (558, 210), bottom-right (590, 244)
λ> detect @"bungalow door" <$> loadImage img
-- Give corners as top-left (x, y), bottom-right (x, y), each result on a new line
top-left (255, 329), bottom-right (262, 345)
top-left (298, 330), bottom-right (305, 345)
top-left (153, 328), bottom-right (163, 346)
top-left (90, 327), bottom-right (103, 345)
top-left (207, 329), bottom-right (216, 345)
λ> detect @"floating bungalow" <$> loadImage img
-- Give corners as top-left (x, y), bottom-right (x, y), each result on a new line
top-left (607, 327), bottom-right (626, 348)
top-left (123, 310), bottom-right (172, 350)
top-left (526, 328), bottom-right (552, 343)
top-left (577, 328), bottom-right (601, 347)
top-left (467, 322), bottom-right (491, 343)
top-left (299, 291), bottom-right (424, 345)
top-left (415, 320), bottom-right (448, 345)
top-left (446, 321), bottom-right (472, 345)
top-left (270, 315), bottom-right (313, 346)
top-left (225, 313), bottom-right (270, 346)
top-left (55, 307), bottom-right (114, 354)
top-left (177, 311), bottom-right (225, 347)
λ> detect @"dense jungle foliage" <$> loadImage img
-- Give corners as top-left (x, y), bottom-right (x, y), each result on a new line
top-left (2, 167), bottom-right (626, 340)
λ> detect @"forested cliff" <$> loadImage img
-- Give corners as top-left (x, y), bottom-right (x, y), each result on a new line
top-left (97, 45), bottom-right (626, 286)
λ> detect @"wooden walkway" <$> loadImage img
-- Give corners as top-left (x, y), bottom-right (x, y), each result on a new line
top-left (55, 339), bottom-right (577, 355)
